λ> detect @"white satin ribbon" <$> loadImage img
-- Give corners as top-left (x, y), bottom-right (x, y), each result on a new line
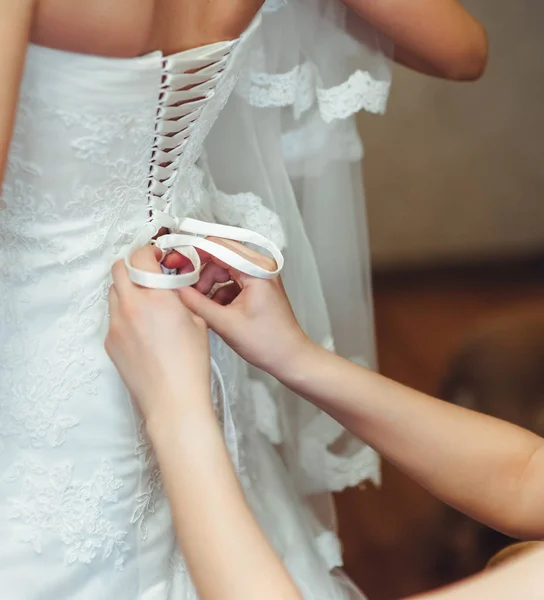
top-left (126, 213), bottom-right (284, 290)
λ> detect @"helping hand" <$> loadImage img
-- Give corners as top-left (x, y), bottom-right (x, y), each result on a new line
top-left (106, 246), bottom-right (213, 424)
top-left (178, 238), bottom-right (311, 380)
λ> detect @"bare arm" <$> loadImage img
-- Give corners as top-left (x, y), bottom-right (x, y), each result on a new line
top-left (342, 0), bottom-right (488, 80)
top-left (180, 243), bottom-right (544, 541)
top-left (279, 344), bottom-right (544, 540)
top-left (0, 0), bottom-right (34, 188)
top-left (147, 405), bottom-right (303, 600)
top-left (107, 249), bottom-right (302, 600)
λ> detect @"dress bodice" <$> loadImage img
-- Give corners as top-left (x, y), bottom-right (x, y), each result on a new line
top-left (2, 15), bottom-right (261, 271)
top-left (0, 13), bottom-right (285, 599)
top-left (0, 3), bottom-right (391, 599)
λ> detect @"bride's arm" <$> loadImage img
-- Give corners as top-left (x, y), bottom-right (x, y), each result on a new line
top-left (106, 248), bottom-right (302, 600)
top-left (0, 0), bottom-right (34, 188)
top-left (341, 0), bottom-right (488, 80)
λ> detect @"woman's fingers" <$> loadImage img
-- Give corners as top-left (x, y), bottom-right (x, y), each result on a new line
top-left (195, 261), bottom-right (232, 295)
top-left (111, 260), bottom-right (132, 297)
top-left (113, 246), bottom-right (162, 298)
top-left (162, 248), bottom-right (210, 271)
top-left (125, 239), bottom-right (275, 299)
top-left (207, 237), bottom-right (278, 273)
top-left (199, 237), bottom-right (277, 288)
top-left (130, 245), bottom-right (164, 273)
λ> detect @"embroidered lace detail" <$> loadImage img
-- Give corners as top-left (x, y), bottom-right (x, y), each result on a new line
top-left (0, 181), bottom-right (101, 451)
top-left (244, 63), bottom-right (314, 119)
top-left (0, 356), bottom-right (86, 450)
top-left (242, 62), bottom-right (390, 121)
top-left (132, 467), bottom-right (163, 540)
top-left (0, 88), bottom-right (152, 455)
top-left (16, 88), bottom-right (154, 168)
top-left (212, 191), bottom-right (286, 249)
top-left (4, 460), bottom-right (128, 569)
top-left (132, 423), bottom-right (164, 540)
top-left (317, 70), bottom-right (390, 122)
top-left (65, 158), bottom-right (150, 256)
top-left (0, 180), bottom-right (61, 284)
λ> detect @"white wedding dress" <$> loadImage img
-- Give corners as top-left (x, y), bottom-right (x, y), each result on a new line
top-left (0, 2), bottom-right (391, 598)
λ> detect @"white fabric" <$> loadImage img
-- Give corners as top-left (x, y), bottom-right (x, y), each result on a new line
top-left (0, 2), bottom-right (391, 599)
top-left (126, 216), bottom-right (284, 289)
top-left (206, 0), bottom-right (392, 555)
top-left (211, 358), bottom-right (240, 476)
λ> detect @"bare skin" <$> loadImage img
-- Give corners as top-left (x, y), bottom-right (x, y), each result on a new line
top-left (344, 0), bottom-right (488, 80)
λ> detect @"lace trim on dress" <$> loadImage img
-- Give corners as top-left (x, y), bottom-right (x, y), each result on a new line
top-left (317, 70), bottom-right (391, 122)
top-left (241, 61), bottom-right (390, 121)
top-left (300, 411), bottom-right (381, 493)
top-left (250, 335), bottom-right (380, 493)
top-left (212, 190), bottom-right (286, 250)
top-left (316, 531), bottom-right (343, 570)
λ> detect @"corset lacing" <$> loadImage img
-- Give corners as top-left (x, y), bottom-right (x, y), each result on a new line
top-left (125, 28), bottom-right (282, 474)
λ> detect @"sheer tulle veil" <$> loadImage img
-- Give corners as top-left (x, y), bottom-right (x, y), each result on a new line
top-left (204, 0), bottom-right (392, 583)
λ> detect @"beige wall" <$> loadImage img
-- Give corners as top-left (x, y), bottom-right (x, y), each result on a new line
top-left (359, 0), bottom-right (544, 268)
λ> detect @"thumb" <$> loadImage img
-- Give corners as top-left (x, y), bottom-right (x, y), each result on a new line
top-left (178, 287), bottom-right (229, 333)
top-left (130, 245), bottom-right (164, 274)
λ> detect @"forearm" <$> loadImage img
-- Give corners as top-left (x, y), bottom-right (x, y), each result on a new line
top-left (148, 401), bottom-right (302, 600)
top-left (342, 0), bottom-right (488, 80)
top-left (406, 546), bottom-right (544, 600)
top-left (278, 343), bottom-right (544, 538)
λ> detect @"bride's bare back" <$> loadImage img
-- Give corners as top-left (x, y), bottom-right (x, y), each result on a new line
top-left (31, 0), bottom-right (264, 57)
